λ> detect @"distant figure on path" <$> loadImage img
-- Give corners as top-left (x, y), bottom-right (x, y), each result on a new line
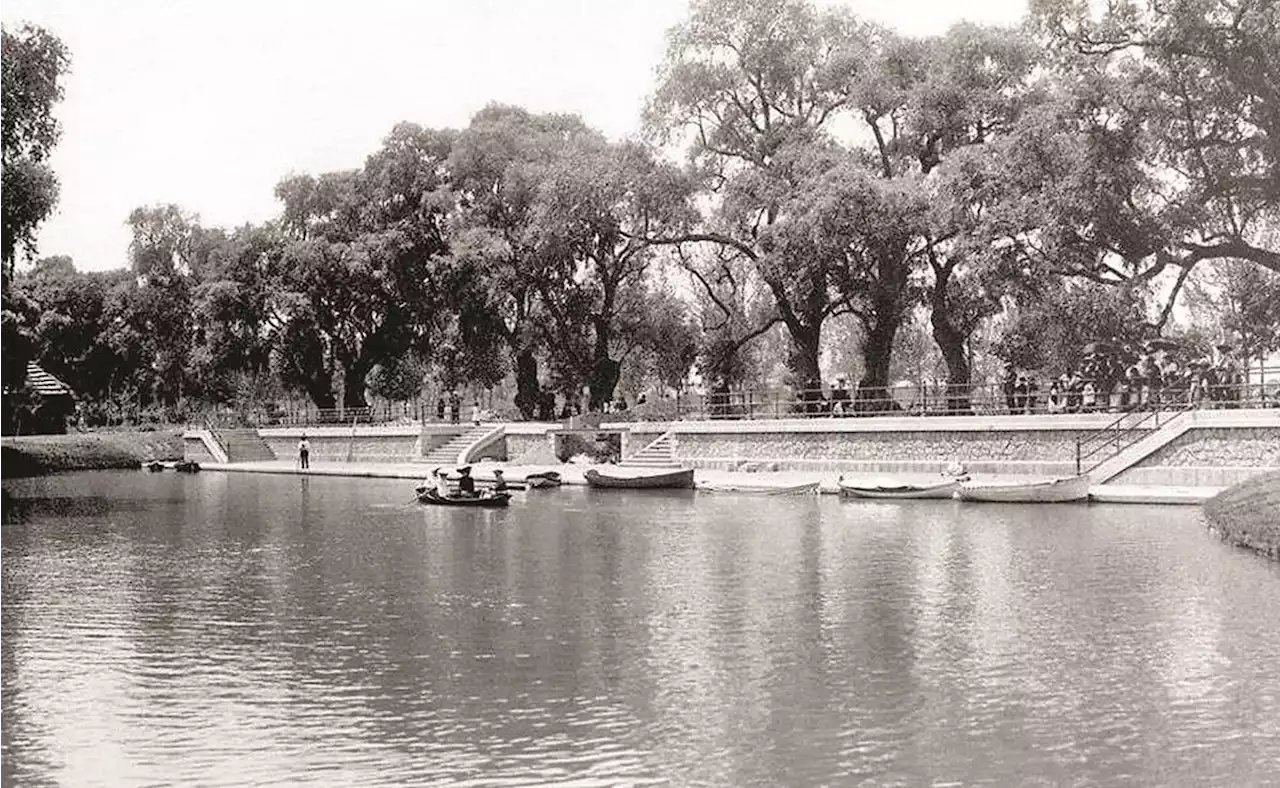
top-left (298, 434), bottom-right (310, 470)
top-left (449, 390), bottom-right (461, 424)
top-left (471, 400), bottom-right (482, 425)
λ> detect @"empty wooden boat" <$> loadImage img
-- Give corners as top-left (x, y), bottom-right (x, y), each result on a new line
top-left (583, 467), bottom-right (695, 490)
top-left (699, 480), bottom-right (820, 495)
top-left (838, 477), bottom-right (962, 500)
top-left (957, 474), bottom-right (1091, 503)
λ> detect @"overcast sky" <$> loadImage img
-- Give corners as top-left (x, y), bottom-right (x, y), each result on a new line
top-left (3, 0), bottom-right (1028, 272)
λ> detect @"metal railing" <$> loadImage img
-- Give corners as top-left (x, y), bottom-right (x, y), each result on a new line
top-left (666, 379), bottom-right (1277, 422)
top-left (167, 377), bottom-right (1277, 430)
top-left (1073, 401), bottom-right (1194, 475)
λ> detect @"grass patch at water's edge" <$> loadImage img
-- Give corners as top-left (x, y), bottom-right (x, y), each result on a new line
top-left (1204, 470), bottom-right (1280, 562)
top-left (1, 431), bottom-right (184, 477)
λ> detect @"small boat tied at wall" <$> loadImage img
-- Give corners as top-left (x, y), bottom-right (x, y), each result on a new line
top-left (583, 466), bottom-right (695, 490)
top-left (838, 477), bottom-right (963, 500)
top-left (839, 462), bottom-right (970, 500)
top-left (699, 480), bottom-right (820, 495)
top-left (957, 474), bottom-right (1091, 504)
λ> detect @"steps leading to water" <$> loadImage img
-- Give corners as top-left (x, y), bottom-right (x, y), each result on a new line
top-left (213, 428), bottom-right (276, 463)
top-left (421, 426), bottom-right (492, 467)
top-left (1088, 410), bottom-right (1196, 484)
top-left (622, 432), bottom-right (679, 467)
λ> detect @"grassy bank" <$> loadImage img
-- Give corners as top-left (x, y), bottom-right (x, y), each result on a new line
top-left (1204, 470), bottom-right (1280, 561)
top-left (1, 430), bottom-right (184, 477)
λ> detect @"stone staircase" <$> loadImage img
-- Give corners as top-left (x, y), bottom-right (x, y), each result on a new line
top-left (421, 426), bottom-right (492, 467)
top-left (213, 428), bottom-right (276, 463)
top-left (623, 432), bottom-right (679, 467)
top-left (1088, 409), bottom-right (1196, 483)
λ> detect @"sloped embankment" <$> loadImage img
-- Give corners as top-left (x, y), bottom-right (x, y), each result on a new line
top-left (1, 430), bottom-right (184, 477)
top-left (1204, 470), bottom-right (1280, 561)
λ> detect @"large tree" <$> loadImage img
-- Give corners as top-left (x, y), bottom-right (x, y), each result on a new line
top-left (529, 137), bottom-right (695, 410)
top-left (1025, 0), bottom-right (1280, 286)
top-left (274, 123), bottom-right (454, 410)
top-left (447, 105), bottom-right (599, 418)
top-left (645, 0), bottom-right (866, 393)
top-left (907, 24), bottom-right (1042, 410)
top-left (2, 23), bottom-right (70, 406)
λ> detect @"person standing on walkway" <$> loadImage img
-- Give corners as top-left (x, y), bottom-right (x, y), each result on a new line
top-left (449, 390), bottom-right (461, 424)
top-left (298, 434), bottom-right (310, 470)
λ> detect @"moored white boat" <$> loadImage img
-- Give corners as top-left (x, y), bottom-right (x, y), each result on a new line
top-left (699, 480), bottom-right (820, 495)
top-left (957, 474), bottom-right (1091, 503)
top-left (838, 477), bottom-right (962, 500)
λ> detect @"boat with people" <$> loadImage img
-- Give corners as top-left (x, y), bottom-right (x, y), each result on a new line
top-left (956, 474), bottom-right (1091, 503)
top-left (583, 466), bottom-right (695, 490)
top-left (838, 477), bottom-right (963, 500)
top-left (699, 480), bottom-right (820, 495)
top-left (416, 488), bottom-right (512, 507)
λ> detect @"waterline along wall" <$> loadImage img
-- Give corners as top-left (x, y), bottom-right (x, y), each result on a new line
top-left (186, 408), bottom-right (1280, 489)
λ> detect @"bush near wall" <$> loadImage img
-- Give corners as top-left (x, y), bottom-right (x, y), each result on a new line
top-left (1, 430), bottom-right (184, 477)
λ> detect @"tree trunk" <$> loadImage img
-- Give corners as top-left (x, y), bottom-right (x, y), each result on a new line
top-left (342, 360), bottom-right (370, 411)
top-left (587, 317), bottom-right (620, 413)
top-left (512, 348), bottom-right (541, 420)
top-left (306, 384), bottom-right (336, 412)
top-left (588, 356), bottom-right (621, 412)
top-left (930, 285), bottom-right (973, 414)
top-left (858, 318), bottom-right (897, 413)
top-left (786, 324), bottom-right (823, 415)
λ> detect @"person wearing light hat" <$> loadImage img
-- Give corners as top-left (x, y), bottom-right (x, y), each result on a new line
top-left (491, 468), bottom-right (508, 493)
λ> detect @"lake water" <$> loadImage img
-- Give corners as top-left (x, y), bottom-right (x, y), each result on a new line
top-left (3, 471), bottom-right (1279, 787)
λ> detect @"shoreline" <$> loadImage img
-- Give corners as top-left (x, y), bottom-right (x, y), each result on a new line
top-left (1, 431), bottom-right (184, 477)
top-left (1203, 471), bottom-right (1280, 561)
top-left (0, 430), bottom-right (1252, 509)
top-left (121, 456), bottom-right (1229, 506)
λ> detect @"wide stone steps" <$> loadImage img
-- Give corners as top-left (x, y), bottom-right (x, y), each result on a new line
top-left (421, 427), bottom-right (490, 466)
top-left (214, 428), bottom-right (276, 463)
top-left (622, 432), bottom-right (679, 467)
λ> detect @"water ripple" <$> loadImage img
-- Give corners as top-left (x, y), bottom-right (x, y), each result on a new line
top-left (3, 474), bottom-right (1279, 786)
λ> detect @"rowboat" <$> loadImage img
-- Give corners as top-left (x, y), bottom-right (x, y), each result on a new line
top-left (417, 489), bottom-right (511, 507)
top-left (524, 471), bottom-right (562, 489)
top-left (583, 467), bottom-right (695, 490)
top-left (957, 474), bottom-right (1091, 503)
top-left (838, 477), bottom-right (962, 500)
top-left (699, 480), bottom-right (820, 495)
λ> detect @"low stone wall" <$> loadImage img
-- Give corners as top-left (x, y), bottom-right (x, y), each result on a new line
top-left (1204, 470), bottom-right (1280, 561)
top-left (259, 426), bottom-right (421, 464)
top-left (674, 430), bottom-right (1089, 465)
top-left (506, 425), bottom-right (558, 464)
top-left (183, 436), bottom-right (218, 464)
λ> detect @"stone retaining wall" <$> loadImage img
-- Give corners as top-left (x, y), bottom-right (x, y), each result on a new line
top-left (261, 434), bottom-right (420, 463)
top-left (672, 430), bottom-right (1090, 465)
top-left (183, 436), bottom-right (218, 464)
top-left (1134, 427), bottom-right (1280, 467)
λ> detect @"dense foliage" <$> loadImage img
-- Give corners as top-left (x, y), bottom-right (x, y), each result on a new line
top-left (3, 0), bottom-right (1277, 430)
